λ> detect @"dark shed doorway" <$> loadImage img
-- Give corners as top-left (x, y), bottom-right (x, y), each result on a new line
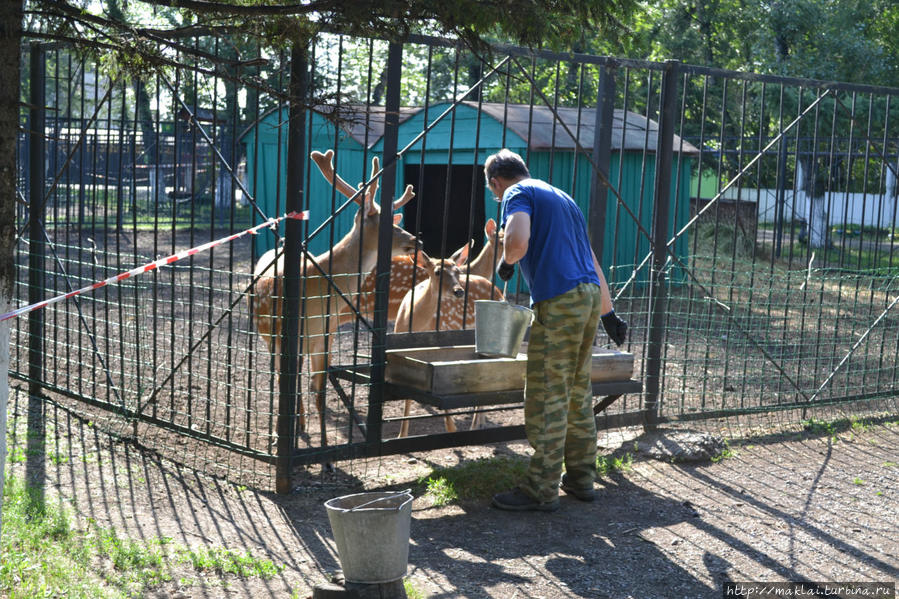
top-left (403, 164), bottom-right (487, 258)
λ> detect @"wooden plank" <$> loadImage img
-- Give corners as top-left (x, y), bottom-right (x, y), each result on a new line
top-left (385, 345), bottom-right (634, 396)
top-left (386, 329), bottom-right (474, 350)
top-left (385, 379), bottom-right (642, 410)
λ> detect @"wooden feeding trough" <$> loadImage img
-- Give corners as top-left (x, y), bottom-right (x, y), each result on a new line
top-left (327, 329), bottom-right (644, 452)
top-left (381, 329), bottom-right (641, 415)
top-left (386, 344), bottom-right (635, 409)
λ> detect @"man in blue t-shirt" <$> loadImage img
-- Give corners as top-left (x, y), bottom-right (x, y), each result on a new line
top-left (485, 149), bottom-right (627, 512)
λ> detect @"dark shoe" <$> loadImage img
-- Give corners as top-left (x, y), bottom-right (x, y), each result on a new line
top-left (560, 474), bottom-right (596, 502)
top-left (492, 488), bottom-right (560, 512)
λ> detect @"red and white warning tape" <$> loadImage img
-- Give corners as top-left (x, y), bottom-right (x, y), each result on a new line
top-left (0, 211), bottom-right (308, 323)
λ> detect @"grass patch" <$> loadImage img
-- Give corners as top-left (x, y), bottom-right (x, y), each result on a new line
top-left (710, 443), bottom-right (736, 463)
top-left (802, 417), bottom-right (839, 438)
top-left (597, 451), bottom-right (634, 476)
top-left (405, 579), bottom-right (427, 599)
top-left (802, 415), bottom-right (878, 440)
top-left (1, 474), bottom-right (284, 598)
top-left (418, 451), bottom-right (639, 506)
top-left (418, 456), bottom-right (528, 506)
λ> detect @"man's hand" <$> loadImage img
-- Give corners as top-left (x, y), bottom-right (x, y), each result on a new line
top-left (496, 260), bottom-right (515, 282)
top-left (601, 310), bottom-right (627, 346)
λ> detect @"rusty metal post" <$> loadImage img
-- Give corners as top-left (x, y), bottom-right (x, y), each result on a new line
top-left (589, 63), bottom-right (616, 264)
top-left (27, 43), bottom-right (46, 493)
top-left (367, 42), bottom-right (404, 446)
top-left (643, 60), bottom-right (678, 431)
top-left (276, 44), bottom-right (307, 494)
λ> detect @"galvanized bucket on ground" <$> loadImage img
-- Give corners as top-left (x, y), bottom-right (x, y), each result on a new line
top-left (474, 300), bottom-right (535, 358)
top-left (324, 490), bottom-right (413, 584)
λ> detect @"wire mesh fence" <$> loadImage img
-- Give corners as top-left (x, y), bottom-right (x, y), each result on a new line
top-left (11, 33), bottom-right (899, 491)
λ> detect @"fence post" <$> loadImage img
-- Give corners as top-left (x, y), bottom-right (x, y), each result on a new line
top-left (27, 43), bottom-right (46, 492)
top-left (775, 130), bottom-right (788, 257)
top-left (589, 63), bottom-right (616, 264)
top-left (643, 60), bottom-right (678, 431)
top-left (276, 44), bottom-right (307, 494)
top-left (366, 41), bottom-right (403, 446)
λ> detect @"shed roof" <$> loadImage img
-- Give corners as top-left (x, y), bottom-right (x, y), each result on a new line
top-left (325, 105), bottom-right (421, 148)
top-left (238, 104), bottom-right (420, 149)
top-left (469, 102), bottom-right (700, 155)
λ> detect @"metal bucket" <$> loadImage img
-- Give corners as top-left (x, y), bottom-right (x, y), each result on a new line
top-left (474, 300), bottom-right (535, 358)
top-left (324, 490), bottom-right (413, 584)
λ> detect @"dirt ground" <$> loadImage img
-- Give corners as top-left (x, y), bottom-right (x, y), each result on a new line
top-left (5, 394), bottom-right (899, 599)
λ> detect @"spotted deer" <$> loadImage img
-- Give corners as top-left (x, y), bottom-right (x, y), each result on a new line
top-left (339, 218), bottom-right (504, 326)
top-left (251, 149), bottom-right (420, 434)
top-left (394, 245), bottom-right (505, 437)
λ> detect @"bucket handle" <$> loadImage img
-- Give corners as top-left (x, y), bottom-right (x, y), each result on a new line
top-left (346, 489), bottom-right (412, 512)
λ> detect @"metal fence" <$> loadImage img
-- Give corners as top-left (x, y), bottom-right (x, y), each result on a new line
top-left (12, 34), bottom-right (899, 491)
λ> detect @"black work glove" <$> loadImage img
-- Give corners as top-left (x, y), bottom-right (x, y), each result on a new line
top-left (496, 260), bottom-right (515, 282)
top-left (601, 310), bottom-right (628, 346)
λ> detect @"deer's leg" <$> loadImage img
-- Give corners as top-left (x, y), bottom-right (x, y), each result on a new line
top-left (469, 409), bottom-right (482, 431)
top-left (443, 414), bottom-right (457, 433)
top-left (308, 343), bottom-right (328, 446)
top-left (398, 400), bottom-right (412, 438)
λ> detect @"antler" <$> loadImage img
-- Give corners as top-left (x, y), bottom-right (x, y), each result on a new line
top-left (310, 149), bottom-right (364, 204)
top-left (311, 149), bottom-right (414, 212)
top-left (394, 185), bottom-right (415, 210)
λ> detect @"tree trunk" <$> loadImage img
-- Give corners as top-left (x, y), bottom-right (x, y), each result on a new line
top-left (800, 156), bottom-right (830, 249)
top-left (0, 0), bottom-right (24, 541)
top-left (808, 196), bottom-right (827, 248)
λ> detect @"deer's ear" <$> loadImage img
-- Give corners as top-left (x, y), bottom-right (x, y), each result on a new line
top-left (393, 213), bottom-right (403, 226)
top-left (485, 218), bottom-right (496, 236)
top-left (450, 239), bottom-right (473, 263)
top-left (415, 251), bottom-right (432, 270)
top-left (454, 241), bottom-right (471, 266)
top-left (361, 184), bottom-right (378, 216)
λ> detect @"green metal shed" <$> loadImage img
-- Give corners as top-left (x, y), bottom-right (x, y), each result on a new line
top-left (240, 105), bottom-right (419, 258)
top-left (376, 101), bottom-right (699, 288)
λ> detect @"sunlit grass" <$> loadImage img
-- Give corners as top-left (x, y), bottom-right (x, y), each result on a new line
top-left (1, 474), bottom-right (284, 598)
top-left (419, 456), bottom-right (528, 506)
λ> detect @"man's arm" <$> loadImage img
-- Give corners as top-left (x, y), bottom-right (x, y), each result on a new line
top-left (591, 248), bottom-right (614, 315)
top-left (503, 211), bottom-right (531, 264)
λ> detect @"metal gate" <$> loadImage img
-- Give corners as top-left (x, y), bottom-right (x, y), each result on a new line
top-left (12, 34), bottom-right (899, 492)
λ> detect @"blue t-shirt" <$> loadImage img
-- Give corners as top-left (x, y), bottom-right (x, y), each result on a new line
top-left (500, 178), bottom-right (600, 304)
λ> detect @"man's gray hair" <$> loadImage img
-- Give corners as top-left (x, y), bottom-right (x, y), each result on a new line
top-left (485, 149), bottom-right (530, 180)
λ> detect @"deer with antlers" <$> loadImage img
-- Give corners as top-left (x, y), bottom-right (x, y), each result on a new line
top-left (393, 242), bottom-right (505, 437)
top-left (339, 217), bottom-right (505, 326)
top-left (251, 149), bottom-right (419, 435)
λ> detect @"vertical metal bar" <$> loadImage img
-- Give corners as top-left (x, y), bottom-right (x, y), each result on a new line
top-left (27, 43), bottom-right (46, 493)
top-left (589, 64), bottom-right (615, 264)
top-left (276, 45), bottom-right (307, 494)
top-left (643, 60), bottom-right (678, 431)
top-left (774, 85), bottom-right (787, 259)
top-left (367, 41), bottom-right (403, 446)
top-left (28, 44), bottom-right (45, 398)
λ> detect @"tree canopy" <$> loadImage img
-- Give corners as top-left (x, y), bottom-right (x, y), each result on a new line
top-left (23, 0), bottom-right (634, 71)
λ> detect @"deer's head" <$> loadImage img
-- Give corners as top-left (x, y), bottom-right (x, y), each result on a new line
top-left (419, 243), bottom-right (471, 299)
top-left (310, 149), bottom-right (420, 265)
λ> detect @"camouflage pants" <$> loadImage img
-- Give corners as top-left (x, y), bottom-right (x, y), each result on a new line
top-left (520, 282), bottom-right (603, 503)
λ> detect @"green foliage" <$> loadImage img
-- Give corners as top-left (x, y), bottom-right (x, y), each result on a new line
top-left (627, 0), bottom-right (899, 88)
top-left (405, 578), bottom-right (427, 599)
top-left (710, 442), bottom-right (735, 463)
top-left (596, 451), bottom-right (634, 476)
top-left (802, 417), bottom-right (839, 438)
